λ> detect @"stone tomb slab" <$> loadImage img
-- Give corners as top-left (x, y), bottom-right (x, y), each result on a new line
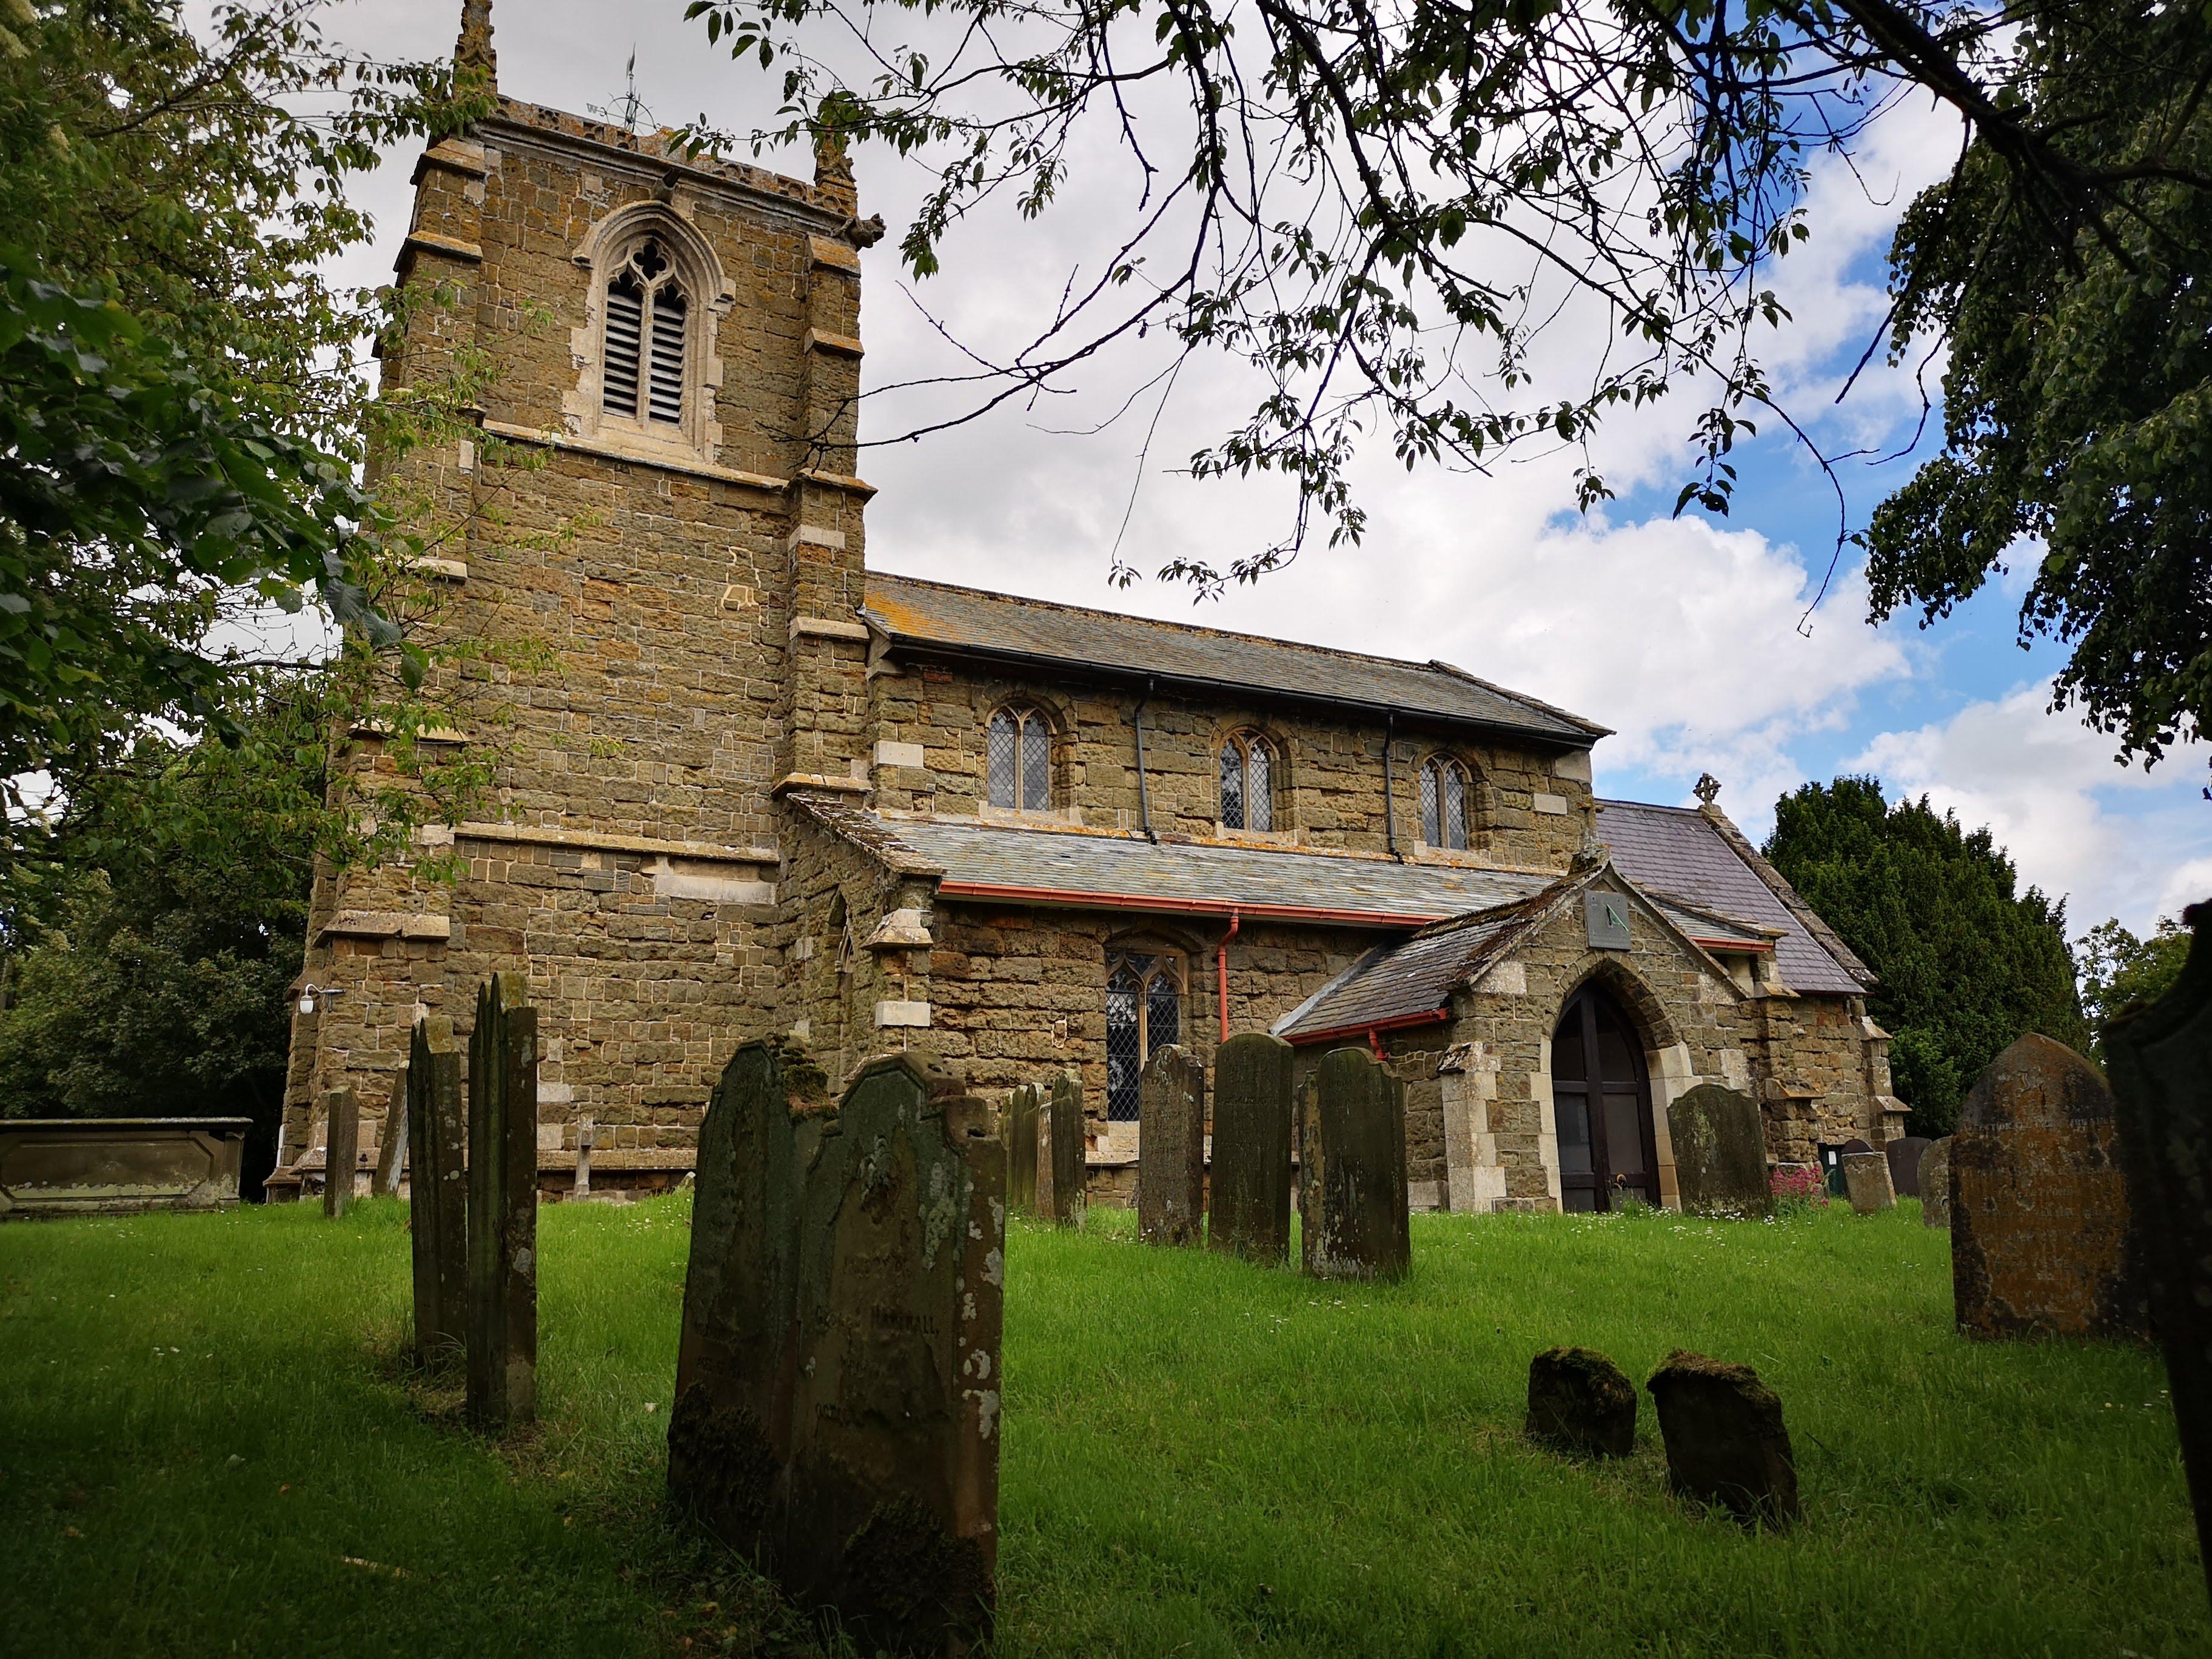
top-left (1647, 1350), bottom-right (1800, 1526)
top-left (1300, 1047), bottom-right (1409, 1283)
top-left (1038, 1072), bottom-right (1085, 1227)
top-left (1666, 1084), bottom-right (1771, 1218)
top-left (1137, 1045), bottom-right (1206, 1247)
top-left (466, 972), bottom-right (538, 1431)
top-left (1526, 1347), bottom-right (1636, 1458)
top-left (1004, 1083), bottom-right (1039, 1216)
top-left (1842, 1150), bottom-right (1895, 1214)
top-left (1951, 1033), bottom-right (2147, 1341)
top-left (1919, 1138), bottom-right (1952, 1229)
top-left (1210, 1034), bottom-right (1295, 1265)
top-left (1885, 1134), bottom-right (1932, 1201)
top-left (406, 1016), bottom-right (468, 1367)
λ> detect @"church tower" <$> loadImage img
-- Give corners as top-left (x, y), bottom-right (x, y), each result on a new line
top-left (280, 2), bottom-right (881, 1188)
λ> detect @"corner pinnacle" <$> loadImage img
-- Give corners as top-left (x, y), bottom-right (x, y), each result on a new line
top-left (456, 0), bottom-right (496, 86)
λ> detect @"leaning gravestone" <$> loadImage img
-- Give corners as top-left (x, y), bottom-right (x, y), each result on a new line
top-left (1919, 1138), bottom-right (1952, 1228)
top-left (372, 1066), bottom-right (408, 1198)
top-left (321, 1087), bottom-right (358, 1219)
top-left (1138, 1045), bottom-right (1206, 1247)
top-left (1952, 1033), bottom-right (2148, 1341)
top-left (1038, 1071), bottom-right (1085, 1227)
top-left (1885, 1134), bottom-right (1931, 1201)
top-left (1666, 1084), bottom-right (1771, 1218)
top-left (466, 972), bottom-right (538, 1430)
top-left (1210, 1033), bottom-right (1295, 1264)
top-left (1823, 1138), bottom-right (1871, 1198)
top-left (1842, 1150), bottom-right (1895, 1214)
top-left (1004, 1083), bottom-right (1039, 1215)
top-left (1300, 1047), bottom-right (1410, 1282)
top-left (1526, 1347), bottom-right (1636, 1458)
top-left (406, 1016), bottom-right (468, 1367)
top-left (2103, 901), bottom-right (2212, 1609)
top-left (1646, 1350), bottom-right (1799, 1526)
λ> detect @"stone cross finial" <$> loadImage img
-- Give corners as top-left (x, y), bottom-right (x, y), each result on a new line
top-left (455, 0), bottom-right (496, 84)
top-left (1694, 772), bottom-right (1722, 806)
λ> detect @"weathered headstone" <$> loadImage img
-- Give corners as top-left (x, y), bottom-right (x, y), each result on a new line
top-left (466, 972), bottom-right (538, 1430)
top-left (1039, 1071), bottom-right (1085, 1227)
top-left (1666, 1084), bottom-right (1771, 1218)
top-left (321, 1087), bottom-right (358, 1219)
top-left (406, 1016), bottom-right (467, 1367)
top-left (1885, 1134), bottom-right (1931, 1201)
top-left (372, 1067), bottom-right (408, 1198)
top-left (1918, 1138), bottom-right (1951, 1228)
top-left (1210, 1033), bottom-right (1295, 1265)
top-left (1004, 1083), bottom-right (1039, 1216)
top-left (2103, 901), bottom-right (2212, 1608)
top-left (1951, 1033), bottom-right (2148, 1341)
top-left (1842, 1150), bottom-right (1895, 1214)
top-left (1137, 1045), bottom-right (1206, 1247)
top-left (1646, 1350), bottom-right (1800, 1526)
top-left (1526, 1347), bottom-right (1636, 1458)
top-left (1823, 1138), bottom-right (1870, 1198)
top-left (574, 1115), bottom-right (595, 1199)
top-left (1300, 1047), bottom-right (1410, 1282)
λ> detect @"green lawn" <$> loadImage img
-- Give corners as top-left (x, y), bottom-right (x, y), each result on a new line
top-left (1, 1196), bottom-right (2202, 1657)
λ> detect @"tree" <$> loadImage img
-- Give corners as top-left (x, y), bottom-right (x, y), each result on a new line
top-left (1763, 776), bottom-right (2087, 1138)
top-left (2077, 914), bottom-right (2192, 1064)
top-left (680, 0), bottom-right (2212, 762)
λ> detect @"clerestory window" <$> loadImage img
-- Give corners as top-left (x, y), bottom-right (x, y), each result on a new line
top-left (1421, 756), bottom-right (1473, 850)
top-left (987, 705), bottom-right (1053, 813)
top-left (1218, 732), bottom-right (1275, 832)
top-left (1105, 951), bottom-right (1182, 1122)
top-left (601, 238), bottom-right (689, 427)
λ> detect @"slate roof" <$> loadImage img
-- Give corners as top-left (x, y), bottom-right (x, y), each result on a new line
top-left (860, 571), bottom-right (1609, 745)
top-left (1596, 800), bottom-right (1870, 995)
top-left (856, 814), bottom-right (1556, 923)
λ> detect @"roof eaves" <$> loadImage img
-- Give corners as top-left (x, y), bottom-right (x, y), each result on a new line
top-left (1426, 659), bottom-right (1614, 739)
top-left (1270, 942), bottom-right (1395, 1039)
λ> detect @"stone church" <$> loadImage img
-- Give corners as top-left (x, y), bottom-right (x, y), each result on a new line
top-left (276, 4), bottom-right (1904, 1212)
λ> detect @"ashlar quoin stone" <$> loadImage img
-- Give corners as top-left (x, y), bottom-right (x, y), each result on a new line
top-left (1003, 1083), bottom-right (1039, 1217)
top-left (1526, 1347), bottom-right (1637, 1458)
top-left (1951, 1033), bottom-right (2148, 1342)
top-left (2102, 902), bottom-right (2212, 1604)
top-left (1137, 1045), bottom-right (1207, 1247)
top-left (407, 1017), bottom-right (468, 1367)
top-left (1842, 1150), bottom-right (1895, 1215)
top-left (1646, 1350), bottom-right (1800, 1526)
top-left (1919, 1138), bottom-right (1952, 1229)
top-left (1301, 1047), bottom-right (1410, 1283)
top-left (1666, 1084), bottom-right (1771, 1218)
top-left (321, 1087), bottom-right (358, 1220)
top-left (1210, 1033), bottom-right (1295, 1264)
top-left (1885, 1134), bottom-right (1932, 1201)
top-left (466, 972), bottom-right (539, 1431)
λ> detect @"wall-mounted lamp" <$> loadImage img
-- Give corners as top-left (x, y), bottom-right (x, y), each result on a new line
top-left (297, 984), bottom-right (346, 1017)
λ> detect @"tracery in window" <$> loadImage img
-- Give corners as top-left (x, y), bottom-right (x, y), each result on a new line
top-left (600, 238), bottom-right (688, 427)
top-left (1105, 951), bottom-right (1182, 1121)
top-left (1218, 732), bottom-right (1274, 831)
top-left (1421, 756), bottom-right (1472, 850)
top-left (987, 705), bottom-right (1053, 812)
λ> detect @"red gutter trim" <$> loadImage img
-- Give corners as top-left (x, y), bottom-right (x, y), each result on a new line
top-left (934, 880), bottom-right (1441, 930)
top-left (1285, 1008), bottom-right (1451, 1048)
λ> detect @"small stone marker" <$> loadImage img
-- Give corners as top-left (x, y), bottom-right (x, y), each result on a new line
top-left (1919, 1138), bottom-right (1951, 1228)
top-left (1137, 1045), bottom-right (1206, 1247)
top-left (406, 1016), bottom-right (466, 1367)
top-left (1666, 1084), bottom-right (1771, 1218)
top-left (1951, 1033), bottom-right (2148, 1341)
top-left (1040, 1071), bottom-right (1085, 1227)
top-left (466, 972), bottom-right (538, 1430)
top-left (1842, 1150), bottom-right (1895, 1214)
top-left (1004, 1083), bottom-right (1039, 1215)
top-left (1885, 1134), bottom-right (1931, 1200)
top-left (321, 1087), bottom-right (358, 1219)
top-left (372, 1067), bottom-right (407, 1198)
top-left (1526, 1347), bottom-right (1636, 1458)
top-left (2103, 901), bottom-right (2212, 1607)
top-left (1823, 1138), bottom-right (1870, 1198)
top-left (1646, 1350), bottom-right (1800, 1526)
top-left (1300, 1047), bottom-right (1410, 1282)
top-left (1210, 1033), bottom-right (1295, 1265)
top-left (574, 1115), bottom-right (594, 1198)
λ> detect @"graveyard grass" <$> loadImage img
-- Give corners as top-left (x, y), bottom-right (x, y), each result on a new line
top-left (3, 1199), bottom-right (2203, 1658)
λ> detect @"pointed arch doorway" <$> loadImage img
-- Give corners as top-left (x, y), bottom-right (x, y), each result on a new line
top-left (1551, 984), bottom-right (1661, 1212)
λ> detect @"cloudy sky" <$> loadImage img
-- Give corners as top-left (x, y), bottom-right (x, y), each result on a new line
top-left (313, 0), bottom-right (2206, 933)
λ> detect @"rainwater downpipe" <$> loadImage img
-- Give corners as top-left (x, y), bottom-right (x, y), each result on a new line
top-left (1134, 677), bottom-right (1158, 842)
top-left (1382, 709), bottom-right (1401, 860)
top-left (1216, 910), bottom-right (1241, 1044)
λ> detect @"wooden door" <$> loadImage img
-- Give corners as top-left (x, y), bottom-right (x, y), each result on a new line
top-left (1550, 987), bottom-right (1660, 1212)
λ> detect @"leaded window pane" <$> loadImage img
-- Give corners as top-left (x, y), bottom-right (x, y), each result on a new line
top-left (647, 284), bottom-right (687, 424)
top-left (1420, 761), bottom-right (1441, 846)
top-left (1020, 714), bottom-right (1051, 811)
top-left (1442, 764), bottom-right (1467, 850)
top-left (988, 711), bottom-right (1019, 809)
top-left (1146, 970), bottom-right (1179, 1057)
top-left (1106, 964), bottom-right (1143, 1121)
top-left (1247, 742), bottom-right (1271, 831)
top-left (602, 274), bottom-right (643, 417)
top-left (1219, 741), bottom-right (1245, 830)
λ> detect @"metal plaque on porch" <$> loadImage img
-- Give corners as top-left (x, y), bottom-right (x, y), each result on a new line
top-left (1584, 891), bottom-right (1631, 951)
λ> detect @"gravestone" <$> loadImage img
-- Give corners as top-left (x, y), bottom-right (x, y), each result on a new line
top-left (466, 972), bottom-right (539, 1430)
top-left (1951, 1033), bottom-right (2148, 1341)
top-left (1038, 1071), bottom-right (1085, 1227)
top-left (1842, 1150), bottom-right (1895, 1214)
top-left (1885, 1134), bottom-right (1931, 1201)
top-left (1210, 1033), bottom-right (1295, 1265)
top-left (1919, 1138), bottom-right (1952, 1228)
top-left (1822, 1138), bottom-right (1870, 1198)
top-left (406, 1016), bottom-right (467, 1367)
top-left (372, 1067), bottom-right (408, 1198)
top-left (1004, 1083), bottom-right (1039, 1215)
top-left (1666, 1084), bottom-right (1771, 1218)
top-left (1137, 1045), bottom-right (1206, 1247)
top-left (1646, 1350), bottom-right (1799, 1526)
top-left (1300, 1047), bottom-right (1410, 1282)
top-left (2103, 902), bottom-right (2212, 1607)
top-left (1526, 1347), bottom-right (1636, 1458)
top-left (321, 1087), bottom-right (358, 1219)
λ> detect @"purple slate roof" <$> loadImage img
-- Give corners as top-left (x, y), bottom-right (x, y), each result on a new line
top-left (1596, 800), bottom-right (1870, 995)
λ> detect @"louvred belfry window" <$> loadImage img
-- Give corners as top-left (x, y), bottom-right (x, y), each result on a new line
top-left (601, 240), bottom-right (688, 426)
top-left (1421, 756), bottom-right (1471, 850)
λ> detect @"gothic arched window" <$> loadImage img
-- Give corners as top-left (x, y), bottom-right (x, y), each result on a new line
top-left (1421, 756), bottom-right (1473, 850)
top-left (601, 238), bottom-right (689, 427)
top-left (1218, 731), bottom-right (1275, 831)
top-left (987, 705), bottom-right (1053, 813)
top-left (1105, 951), bottom-right (1182, 1122)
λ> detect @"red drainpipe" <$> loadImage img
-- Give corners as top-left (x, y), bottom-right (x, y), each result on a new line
top-left (1217, 911), bottom-right (1241, 1043)
top-left (1368, 1027), bottom-right (1386, 1060)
